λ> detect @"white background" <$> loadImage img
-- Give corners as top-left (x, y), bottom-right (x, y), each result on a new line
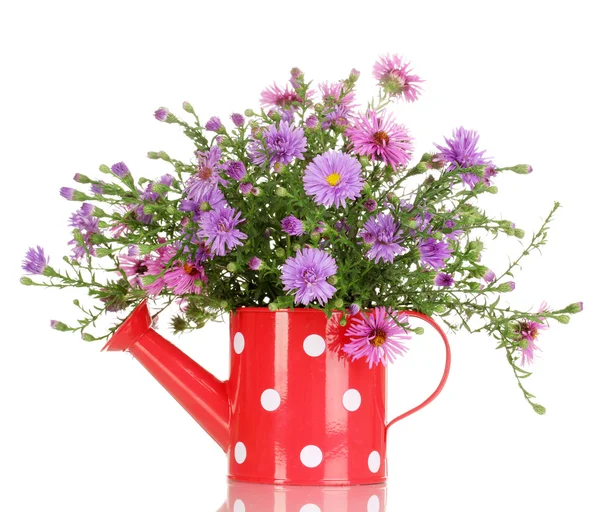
top-left (0, 1), bottom-right (598, 510)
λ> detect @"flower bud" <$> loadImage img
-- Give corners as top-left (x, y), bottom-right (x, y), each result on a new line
top-left (20, 276), bottom-right (34, 286)
top-left (275, 187), bottom-right (289, 197)
top-left (433, 304), bottom-right (447, 313)
top-left (565, 302), bottom-right (583, 313)
top-left (152, 183), bottom-right (170, 194)
top-left (81, 333), bottom-right (95, 342)
top-left (226, 262), bottom-right (238, 273)
top-left (339, 317), bottom-right (347, 327)
top-left (532, 403), bottom-right (546, 415)
top-left (244, 109), bottom-right (256, 117)
top-left (158, 151), bottom-right (171, 162)
top-left (486, 186), bottom-right (498, 194)
top-left (154, 107), bottom-right (169, 122)
top-left (147, 151), bottom-right (160, 160)
top-left (414, 162), bottom-right (427, 174)
top-left (334, 299), bottom-right (344, 309)
top-left (414, 327), bottom-right (425, 335)
top-left (292, 243), bottom-right (301, 252)
top-left (50, 320), bottom-right (69, 331)
top-left (406, 219), bottom-right (417, 229)
top-left (327, 276), bottom-right (338, 285)
top-left (513, 228), bottom-right (525, 239)
top-left (497, 281), bottom-right (516, 292)
top-left (219, 300), bottom-right (229, 309)
top-left (99, 164), bottom-right (112, 174)
top-left (349, 304), bottom-right (361, 315)
top-left (275, 248), bottom-right (286, 258)
top-left (182, 101), bottom-right (195, 114)
top-left (73, 173), bottom-right (91, 184)
top-left (556, 315), bottom-right (570, 324)
top-left (511, 164), bottom-right (533, 174)
top-left (268, 302), bottom-right (279, 312)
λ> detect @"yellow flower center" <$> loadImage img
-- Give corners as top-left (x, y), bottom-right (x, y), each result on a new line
top-left (326, 172), bottom-right (342, 186)
top-left (370, 329), bottom-right (387, 347)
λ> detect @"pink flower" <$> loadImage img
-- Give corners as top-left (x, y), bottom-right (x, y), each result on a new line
top-left (373, 54), bottom-right (423, 102)
top-left (342, 307), bottom-right (410, 368)
top-left (163, 261), bottom-right (208, 295)
top-left (346, 110), bottom-right (413, 168)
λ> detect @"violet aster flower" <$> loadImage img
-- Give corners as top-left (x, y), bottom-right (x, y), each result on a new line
top-left (360, 213), bottom-right (407, 263)
top-left (281, 215), bottom-right (304, 236)
top-left (433, 127), bottom-right (492, 177)
top-left (205, 116), bottom-right (222, 132)
top-left (346, 110), bottom-right (413, 168)
top-left (118, 252), bottom-right (150, 287)
top-left (281, 248), bottom-right (337, 306)
top-left (364, 199), bottom-right (377, 212)
top-left (319, 81), bottom-right (358, 110)
top-left (111, 162), bottom-right (130, 178)
top-left (373, 54), bottom-right (423, 102)
top-left (60, 187), bottom-right (75, 200)
top-left (260, 83), bottom-right (303, 109)
top-left (68, 203), bottom-right (99, 260)
top-left (322, 104), bottom-right (351, 129)
top-left (249, 122), bottom-right (307, 167)
top-left (303, 150), bottom-right (364, 208)
top-left (154, 108), bottom-right (169, 121)
top-left (342, 307), bottom-right (410, 368)
top-left (22, 246), bottom-right (49, 275)
top-left (518, 318), bottom-right (548, 365)
top-left (305, 115), bottom-right (318, 128)
top-left (239, 182), bottom-right (253, 194)
top-left (248, 256), bottom-right (262, 270)
top-left (434, 272), bottom-right (455, 287)
top-left (224, 160), bottom-right (246, 181)
top-left (163, 260), bottom-right (208, 295)
top-left (186, 146), bottom-right (225, 198)
top-left (198, 207), bottom-right (247, 256)
top-left (231, 113), bottom-right (245, 127)
top-left (180, 186), bottom-right (227, 221)
top-left (419, 238), bottom-right (453, 269)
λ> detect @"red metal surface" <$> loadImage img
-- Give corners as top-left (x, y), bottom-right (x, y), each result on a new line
top-left (104, 303), bottom-right (451, 486)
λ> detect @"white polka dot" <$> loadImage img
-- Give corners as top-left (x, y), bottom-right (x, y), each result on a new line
top-left (234, 332), bottom-right (245, 354)
top-left (367, 495), bottom-right (380, 512)
top-left (234, 442), bottom-right (247, 464)
top-left (261, 389), bottom-right (281, 411)
top-left (342, 389), bottom-right (362, 412)
top-left (299, 505), bottom-right (321, 512)
top-left (300, 445), bottom-right (323, 468)
top-left (233, 499), bottom-right (246, 512)
top-left (368, 451), bottom-right (381, 473)
top-left (303, 334), bottom-right (326, 357)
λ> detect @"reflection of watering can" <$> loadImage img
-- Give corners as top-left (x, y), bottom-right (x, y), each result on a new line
top-left (216, 481), bottom-right (388, 512)
top-left (104, 302), bottom-right (450, 485)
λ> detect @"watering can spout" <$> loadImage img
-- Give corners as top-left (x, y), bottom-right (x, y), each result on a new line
top-left (102, 301), bottom-right (230, 452)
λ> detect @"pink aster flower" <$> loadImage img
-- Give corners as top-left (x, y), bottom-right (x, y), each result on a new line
top-left (186, 146), bottom-right (225, 199)
top-left (281, 248), bottom-right (337, 306)
top-left (346, 110), bottom-right (413, 168)
top-left (359, 213), bottom-right (407, 263)
top-left (260, 83), bottom-right (303, 109)
top-left (319, 81), bottom-right (358, 110)
top-left (303, 150), bottom-right (364, 208)
top-left (342, 307), bottom-right (410, 368)
top-left (518, 319), bottom-right (547, 365)
top-left (118, 248), bottom-right (150, 287)
top-left (142, 245), bottom-right (178, 296)
top-left (373, 54), bottom-right (424, 102)
top-left (163, 260), bottom-right (208, 295)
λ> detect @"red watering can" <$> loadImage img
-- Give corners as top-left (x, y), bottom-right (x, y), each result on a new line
top-left (103, 302), bottom-right (450, 486)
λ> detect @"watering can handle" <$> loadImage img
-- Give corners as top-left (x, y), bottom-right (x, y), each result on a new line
top-left (386, 311), bottom-right (451, 432)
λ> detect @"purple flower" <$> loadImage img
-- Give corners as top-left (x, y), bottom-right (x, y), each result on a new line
top-left (154, 108), bottom-right (169, 121)
top-left (303, 150), bottom-right (364, 208)
top-left (281, 215), bottom-right (304, 236)
top-left (180, 186), bottom-right (227, 221)
top-left (90, 182), bottom-right (105, 195)
top-left (322, 104), bottom-right (351, 129)
top-left (434, 272), bottom-right (455, 287)
top-left (224, 160), bottom-right (246, 181)
top-left (260, 83), bottom-right (303, 109)
top-left (141, 245), bottom-right (178, 296)
top-left (433, 127), bottom-right (492, 174)
top-left (360, 213), bottom-right (407, 264)
top-left (163, 261), bottom-right (208, 295)
top-left (281, 248), bottom-right (337, 306)
top-left (319, 81), bottom-right (358, 109)
top-left (248, 257), bottom-right (262, 270)
top-left (118, 253), bottom-right (150, 287)
top-left (373, 54), bottom-right (423, 102)
top-left (346, 110), bottom-right (413, 168)
top-left (205, 116), bottom-right (222, 132)
top-left (249, 121), bottom-right (306, 167)
top-left (198, 207), bottom-right (247, 256)
top-left (22, 246), bottom-right (49, 275)
top-left (518, 319), bottom-right (547, 365)
top-left (68, 203), bottom-right (99, 260)
top-left (305, 115), bottom-right (318, 128)
top-left (483, 269), bottom-right (496, 283)
top-left (111, 162), bottom-right (130, 178)
top-left (60, 187), bottom-right (75, 200)
top-left (186, 146), bottom-right (225, 198)
top-left (342, 307), bottom-right (410, 368)
top-left (364, 199), bottom-right (377, 212)
top-left (231, 113), bottom-right (245, 127)
top-left (239, 182), bottom-right (253, 195)
top-left (349, 303), bottom-right (361, 315)
top-left (419, 238), bottom-right (453, 269)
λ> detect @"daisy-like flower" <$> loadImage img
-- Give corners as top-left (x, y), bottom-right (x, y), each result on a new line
top-left (223, 160), bottom-right (246, 181)
top-left (180, 186), bottom-right (227, 222)
top-left (69, 203), bottom-right (99, 260)
top-left (118, 249), bottom-right (150, 287)
top-left (303, 150), bottom-right (364, 208)
top-left (346, 110), bottom-right (413, 168)
top-left (260, 82), bottom-right (303, 109)
top-left (433, 127), bottom-right (492, 175)
top-left (198, 207), bottom-right (248, 256)
top-left (22, 246), bottom-right (49, 275)
top-left (186, 146), bottom-right (225, 199)
top-left (142, 245), bottom-right (178, 296)
top-left (281, 248), bottom-right (337, 306)
top-left (373, 54), bottom-right (423, 102)
top-left (163, 260), bottom-right (208, 295)
top-left (342, 307), bottom-right (410, 368)
top-left (418, 238), bottom-right (453, 269)
top-left (281, 215), bottom-right (304, 236)
top-left (319, 81), bottom-right (357, 109)
top-left (434, 272), bottom-right (455, 287)
top-left (359, 213), bottom-right (407, 263)
top-left (517, 316), bottom-right (548, 366)
top-left (249, 122), bottom-right (307, 167)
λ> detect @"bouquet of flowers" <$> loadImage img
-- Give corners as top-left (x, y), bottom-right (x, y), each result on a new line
top-left (21, 53), bottom-right (581, 413)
